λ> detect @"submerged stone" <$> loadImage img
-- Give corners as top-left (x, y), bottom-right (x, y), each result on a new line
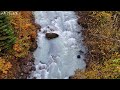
top-left (77, 55), bottom-right (81, 58)
top-left (79, 50), bottom-right (84, 54)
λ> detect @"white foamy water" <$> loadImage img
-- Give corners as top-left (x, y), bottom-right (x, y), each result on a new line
top-left (29, 11), bottom-right (86, 79)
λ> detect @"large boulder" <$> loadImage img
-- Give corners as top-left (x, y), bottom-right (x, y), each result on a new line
top-left (45, 33), bottom-right (59, 40)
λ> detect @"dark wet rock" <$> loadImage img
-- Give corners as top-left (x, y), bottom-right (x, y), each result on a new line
top-left (29, 41), bottom-right (37, 52)
top-left (32, 77), bottom-right (37, 79)
top-left (45, 33), bottom-right (59, 40)
top-left (84, 59), bottom-right (89, 64)
top-left (39, 66), bottom-right (42, 70)
top-left (50, 29), bottom-right (55, 31)
top-left (77, 55), bottom-right (81, 58)
top-left (22, 65), bottom-right (32, 74)
top-left (77, 18), bottom-right (81, 25)
top-left (31, 57), bottom-right (35, 62)
top-left (22, 74), bottom-right (27, 79)
top-left (31, 66), bottom-right (36, 71)
top-left (69, 76), bottom-right (74, 79)
top-left (27, 75), bottom-right (31, 79)
top-left (39, 65), bottom-right (46, 70)
top-left (79, 50), bottom-right (84, 54)
top-left (77, 18), bottom-right (88, 29)
top-left (40, 61), bottom-right (45, 64)
top-left (27, 62), bottom-right (33, 66)
top-left (18, 58), bottom-right (27, 63)
top-left (34, 23), bottom-right (41, 31)
top-left (86, 64), bottom-right (88, 68)
top-left (81, 23), bottom-right (88, 29)
top-left (77, 31), bottom-right (81, 34)
top-left (43, 30), bottom-right (47, 33)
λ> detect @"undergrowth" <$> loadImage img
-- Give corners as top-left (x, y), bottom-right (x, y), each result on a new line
top-left (73, 11), bottom-right (120, 79)
top-left (0, 11), bottom-right (38, 79)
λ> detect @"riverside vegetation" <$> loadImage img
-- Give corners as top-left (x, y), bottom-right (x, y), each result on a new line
top-left (0, 11), bottom-right (38, 79)
top-left (73, 11), bottom-right (120, 79)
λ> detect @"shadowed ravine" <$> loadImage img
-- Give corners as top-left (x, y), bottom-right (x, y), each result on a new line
top-left (29, 11), bottom-right (86, 79)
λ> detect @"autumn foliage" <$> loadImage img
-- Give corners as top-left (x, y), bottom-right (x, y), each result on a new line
top-left (10, 11), bottom-right (38, 58)
top-left (73, 11), bottom-right (120, 79)
top-left (0, 57), bottom-right (12, 74)
top-left (0, 11), bottom-right (38, 79)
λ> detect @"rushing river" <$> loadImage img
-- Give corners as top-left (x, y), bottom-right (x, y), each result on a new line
top-left (29, 11), bottom-right (86, 79)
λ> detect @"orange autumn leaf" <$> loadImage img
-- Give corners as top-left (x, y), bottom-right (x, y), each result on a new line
top-left (2, 62), bottom-right (12, 74)
top-left (31, 31), bottom-right (36, 38)
top-left (24, 23), bottom-right (32, 29)
top-left (0, 57), bottom-right (12, 74)
top-left (13, 43), bottom-right (22, 52)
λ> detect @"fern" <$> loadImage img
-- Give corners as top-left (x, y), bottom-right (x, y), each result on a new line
top-left (0, 12), bottom-right (16, 53)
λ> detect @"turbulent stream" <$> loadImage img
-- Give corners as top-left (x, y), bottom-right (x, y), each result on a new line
top-left (29, 11), bottom-right (86, 79)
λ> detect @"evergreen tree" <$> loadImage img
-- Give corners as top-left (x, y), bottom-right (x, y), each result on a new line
top-left (0, 12), bottom-right (16, 53)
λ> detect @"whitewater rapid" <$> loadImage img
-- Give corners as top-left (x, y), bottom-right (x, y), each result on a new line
top-left (29, 11), bottom-right (86, 79)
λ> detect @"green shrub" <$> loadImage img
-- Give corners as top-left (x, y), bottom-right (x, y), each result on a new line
top-left (0, 12), bottom-right (16, 53)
